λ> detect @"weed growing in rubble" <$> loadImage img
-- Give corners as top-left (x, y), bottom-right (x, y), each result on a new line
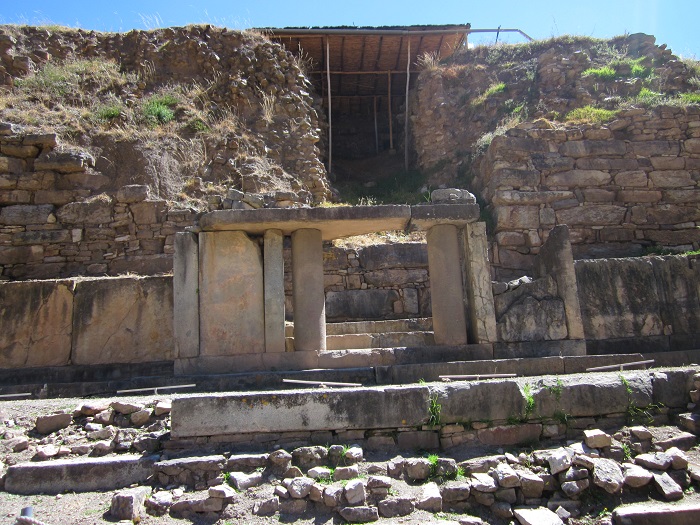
top-left (428, 394), bottom-right (442, 426)
top-left (143, 94), bottom-right (177, 125)
top-left (427, 454), bottom-right (439, 477)
top-left (523, 384), bottom-right (535, 420)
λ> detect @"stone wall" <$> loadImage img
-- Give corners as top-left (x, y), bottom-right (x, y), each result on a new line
top-left (286, 242), bottom-right (432, 321)
top-left (575, 254), bottom-right (700, 354)
top-left (0, 275), bottom-right (173, 369)
top-left (0, 125), bottom-right (194, 278)
top-left (480, 107), bottom-right (700, 279)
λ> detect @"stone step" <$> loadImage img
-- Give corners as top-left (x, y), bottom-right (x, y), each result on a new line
top-left (4, 454), bottom-right (157, 495)
top-left (326, 331), bottom-right (435, 351)
top-left (284, 331), bottom-right (435, 352)
top-left (284, 317), bottom-right (433, 337)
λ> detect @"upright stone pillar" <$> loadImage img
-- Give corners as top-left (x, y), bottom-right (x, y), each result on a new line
top-left (462, 222), bottom-right (498, 344)
top-left (173, 232), bottom-right (199, 358)
top-left (426, 224), bottom-right (468, 345)
top-left (291, 228), bottom-right (326, 352)
top-left (264, 229), bottom-right (285, 353)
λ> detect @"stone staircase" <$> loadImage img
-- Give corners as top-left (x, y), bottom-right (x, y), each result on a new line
top-left (285, 318), bottom-right (435, 352)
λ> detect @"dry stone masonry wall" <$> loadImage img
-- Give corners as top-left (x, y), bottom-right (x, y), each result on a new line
top-left (0, 125), bottom-right (194, 278)
top-left (481, 106), bottom-right (700, 278)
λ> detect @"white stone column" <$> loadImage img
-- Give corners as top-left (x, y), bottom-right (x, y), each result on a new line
top-left (264, 229), bottom-right (285, 353)
top-left (291, 228), bottom-right (326, 352)
top-left (173, 232), bottom-right (199, 358)
top-left (427, 224), bottom-right (468, 345)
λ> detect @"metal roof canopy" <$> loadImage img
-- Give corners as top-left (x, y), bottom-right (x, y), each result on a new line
top-left (264, 25), bottom-right (471, 99)
top-left (261, 25), bottom-right (472, 174)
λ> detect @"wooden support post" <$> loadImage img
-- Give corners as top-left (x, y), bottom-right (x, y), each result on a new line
top-left (326, 37), bottom-right (333, 177)
top-left (388, 71), bottom-right (393, 150)
top-left (373, 96), bottom-right (379, 155)
top-left (404, 38), bottom-right (411, 171)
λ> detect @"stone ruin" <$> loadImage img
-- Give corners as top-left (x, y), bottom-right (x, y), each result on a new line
top-left (1, 24), bottom-right (700, 525)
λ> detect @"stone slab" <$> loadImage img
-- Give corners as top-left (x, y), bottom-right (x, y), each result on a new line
top-left (613, 503), bottom-right (700, 525)
top-left (409, 203), bottom-right (481, 230)
top-left (0, 279), bottom-right (73, 368)
top-left (170, 385), bottom-right (430, 438)
top-left (173, 232), bottom-right (199, 359)
top-left (198, 231), bottom-right (265, 357)
top-left (199, 205), bottom-right (411, 240)
top-left (71, 276), bottom-right (173, 365)
top-left (264, 229), bottom-right (285, 353)
top-left (4, 454), bottom-right (157, 495)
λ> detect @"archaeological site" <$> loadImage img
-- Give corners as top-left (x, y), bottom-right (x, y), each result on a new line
top-left (1, 21), bottom-right (700, 525)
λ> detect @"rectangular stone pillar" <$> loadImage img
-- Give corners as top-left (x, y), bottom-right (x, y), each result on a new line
top-left (462, 222), bottom-right (498, 344)
top-left (534, 225), bottom-right (585, 340)
top-left (426, 224), bottom-right (468, 345)
top-left (264, 229), bottom-right (285, 353)
top-left (291, 228), bottom-right (326, 352)
top-left (199, 231), bottom-right (265, 357)
top-left (173, 232), bottom-right (199, 358)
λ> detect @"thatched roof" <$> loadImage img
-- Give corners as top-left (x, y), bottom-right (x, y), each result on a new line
top-left (264, 25), bottom-right (470, 99)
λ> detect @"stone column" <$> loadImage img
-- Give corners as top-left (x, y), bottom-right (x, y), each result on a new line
top-left (173, 232), bottom-right (199, 358)
top-left (426, 224), bottom-right (468, 345)
top-left (462, 222), bottom-right (498, 344)
top-left (264, 229), bottom-right (285, 353)
top-left (291, 228), bottom-right (326, 352)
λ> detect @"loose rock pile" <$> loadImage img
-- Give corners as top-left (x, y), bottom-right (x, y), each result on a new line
top-left (0, 398), bottom-right (171, 469)
top-left (102, 423), bottom-right (699, 523)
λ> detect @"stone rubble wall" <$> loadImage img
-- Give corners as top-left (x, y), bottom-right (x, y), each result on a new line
top-left (481, 106), bottom-right (700, 279)
top-left (0, 25), bottom-right (330, 201)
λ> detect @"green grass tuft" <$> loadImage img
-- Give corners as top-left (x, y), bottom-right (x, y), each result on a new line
top-left (582, 66), bottom-right (617, 81)
top-left (565, 105), bottom-right (617, 124)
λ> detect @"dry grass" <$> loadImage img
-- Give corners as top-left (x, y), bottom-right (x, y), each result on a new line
top-left (260, 92), bottom-right (276, 124)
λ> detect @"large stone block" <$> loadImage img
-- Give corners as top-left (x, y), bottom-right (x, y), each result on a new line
top-left (5, 455), bottom-right (157, 495)
top-left (560, 140), bottom-right (627, 157)
top-left (171, 386), bottom-right (430, 438)
top-left (72, 276), bottom-right (173, 365)
top-left (363, 269), bottom-right (428, 287)
top-left (533, 372), bottom-right (653, 418)
top-left (534, 225), bottom-right (585, 340)
top-left (546, 170), bottom-right (611, 187)
top-left (556, 205), bottom-right (627, 226)
top-left (649, 256), bottom-right (700, 335)
top-left (575, 258), bottom-right (663, 340)
top-left (497, 296), bottom-right (567, 342)
top-left (495, 205), bottom-right (540, 231)
top-left (56, 198), bottom-right (113, 224)
top-left (0, 280), bottom-right (73, 368)
top-left (436, 381), bottom-right (526, 423)
top-left (199, 231), bottom-right (265, 357)
top-left (649, 170), bottom-right (693, 188)
top-left (326, 289), bottom-right (399, 320)
top-left (0, 204), bottom-right (54, 225)
top-left (358, 243), bottom-right (427, 270)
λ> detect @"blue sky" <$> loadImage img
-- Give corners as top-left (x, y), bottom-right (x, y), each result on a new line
top-left (1, 1), bottom-right (698, 58)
